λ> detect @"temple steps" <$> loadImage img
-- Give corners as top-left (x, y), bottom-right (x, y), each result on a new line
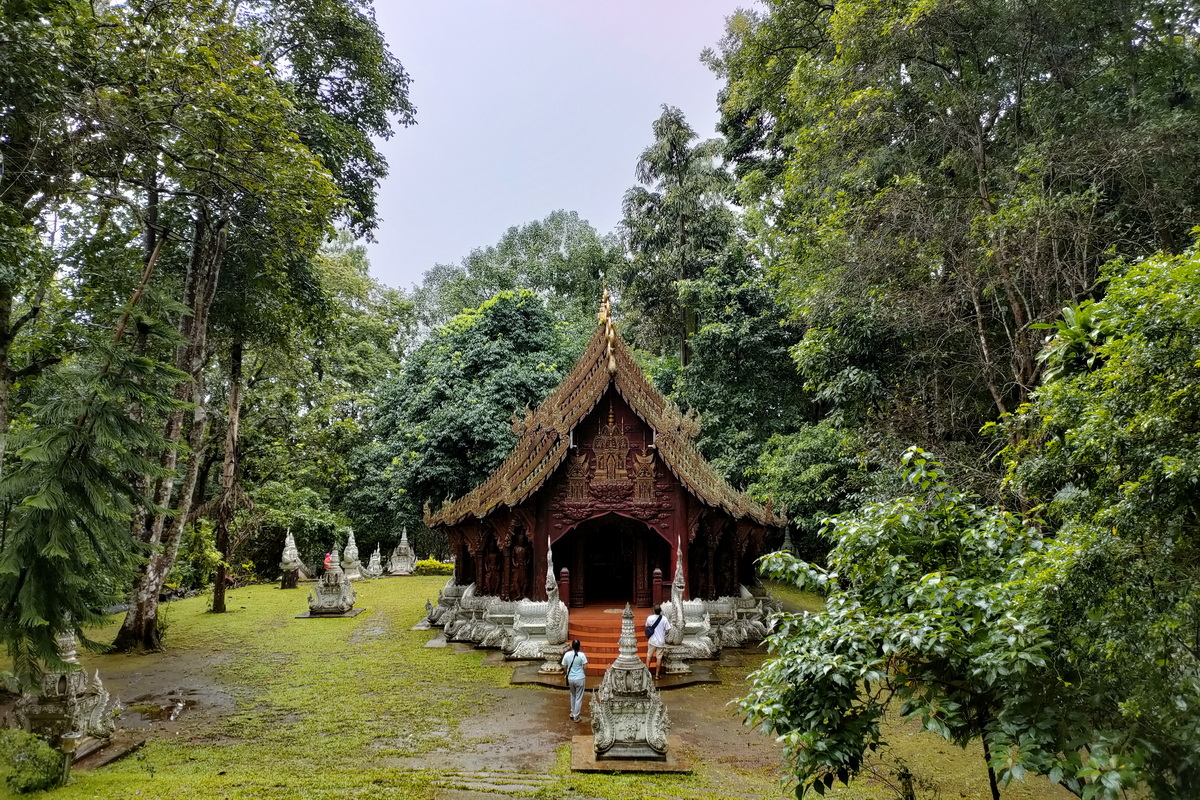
top-left (568, 605), bottom-right (657, 676)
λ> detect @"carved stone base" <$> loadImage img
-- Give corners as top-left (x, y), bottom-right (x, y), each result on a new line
top-left (571, 735), bottom-right (691, 773)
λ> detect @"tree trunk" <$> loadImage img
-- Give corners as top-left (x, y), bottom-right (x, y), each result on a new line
top-left (979, 724), bottom-right (1001, 800)
top-left (211, 339), bottom-right (243, 614)
top-left (114, 208), bottom-right (226, 651)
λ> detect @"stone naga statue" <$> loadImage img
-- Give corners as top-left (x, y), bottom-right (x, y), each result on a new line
top-left (544, 545), bottom-right (568, 646)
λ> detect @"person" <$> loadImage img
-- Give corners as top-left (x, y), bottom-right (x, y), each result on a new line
top-left (560, 639), bottom-right (588, 722)
top-left (644, 605), bottom-right (671, 678)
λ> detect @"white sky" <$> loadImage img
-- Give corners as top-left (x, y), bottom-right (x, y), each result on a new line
top-left (365, 1), bottom-right (750, 290)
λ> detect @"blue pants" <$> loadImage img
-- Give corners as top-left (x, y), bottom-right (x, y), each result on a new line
top-left (568, 678), bottom-right (585, 718)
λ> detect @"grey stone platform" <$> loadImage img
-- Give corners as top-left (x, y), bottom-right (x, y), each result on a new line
top-left (570, 735), bottom-right (691, 773)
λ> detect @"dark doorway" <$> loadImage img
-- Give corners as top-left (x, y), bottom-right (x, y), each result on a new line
top-left (551, 514), bottom-right (671, 608)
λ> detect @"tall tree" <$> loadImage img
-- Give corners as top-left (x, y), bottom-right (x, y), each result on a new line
top-left (348, 290), bottom-right (576, 558)
top-left (706, 0), bottom-right (1200, 457)
top-left (620, 106), bottom-right (734, 365)
top-left (413, 210), bottom-right (618, 335)
top-left (1000, 246), bottom-right (1200, 796)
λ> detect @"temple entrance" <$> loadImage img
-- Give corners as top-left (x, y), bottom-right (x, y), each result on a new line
top-left (551, 514), bottom-right (671, 608)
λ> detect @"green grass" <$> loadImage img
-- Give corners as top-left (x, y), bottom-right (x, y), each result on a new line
top-left (763, 579), bottom-right (825, 614)
top-left (1, 579), bottom-right (1073, 799)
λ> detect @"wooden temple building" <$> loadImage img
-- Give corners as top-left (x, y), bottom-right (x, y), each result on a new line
top-left (425, 295), bottom-right (785, 615)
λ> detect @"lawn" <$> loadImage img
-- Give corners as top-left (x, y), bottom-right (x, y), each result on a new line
top-left (1, 579), bottom-right (1073, 799)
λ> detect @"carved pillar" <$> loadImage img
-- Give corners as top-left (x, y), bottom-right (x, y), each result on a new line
top-left (462, 523), bottom-right (486, 588)
top-left (634, 536), bottom-right (650, 607)
top-left (500, 546), bottom-right (512, 601)
top-left (558, 568), bottom-right (570, 608)
top-left (571, 536), bottom-right (586, 607)
top-left (674, 491), bottom-right (689, 599)
top-left (652, 567), bottom-right (663, 607)
top-left (706, 524), bottom-right (719, 601)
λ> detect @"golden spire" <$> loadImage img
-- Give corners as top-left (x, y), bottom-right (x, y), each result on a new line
top-left (598, 288), bottom-right (618, 374)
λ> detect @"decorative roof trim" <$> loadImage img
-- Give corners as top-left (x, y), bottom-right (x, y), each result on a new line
top-left (425, 303), bottom-right (785, 530)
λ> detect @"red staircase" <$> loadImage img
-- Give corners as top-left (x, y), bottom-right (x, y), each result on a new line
top-left (569, 605), bottom-right (651, 676)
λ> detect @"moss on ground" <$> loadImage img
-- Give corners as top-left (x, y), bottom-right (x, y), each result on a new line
top-left (0, 579), bottom-right (1072, 799)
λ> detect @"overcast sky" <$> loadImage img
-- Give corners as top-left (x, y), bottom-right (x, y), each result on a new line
top-left (365, 1), bottom-right (749, 290)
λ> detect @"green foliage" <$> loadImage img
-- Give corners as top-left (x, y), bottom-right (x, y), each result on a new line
top-left (245, 0), bottom-right (415, 235)
top-left (411, 558), bottom-right (454, 577)
top-left (707, 0), bottom-right (1200, 453)
top-left (673, 248), bottom-right (812, 485)
top-left (743, 449), bottom-right (1052, 798)
top-left (413, 210), bottom-right (617, 336)
top-left (1001, 245), bottom-right (1200, 796)
top-left (747, 423), bottom-right (872, 558)
top-left (221, 238), bottom-right (413, 577)
top-left (167, 522), bottom-right (224, 593)
top-left (620, 106), bottom-right (735, 359)
top-left (0, 729), bottom-right (62, 794)
top-left (349, 290), bottom-right (577, 546)
top-left (0, 341), bottom-right (183, 683)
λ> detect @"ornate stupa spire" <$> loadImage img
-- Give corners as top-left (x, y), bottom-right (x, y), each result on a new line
top-left (590, 603), bottom-right (671, 759)
top-left (342, 529), bottom-right (362, 581)
top-left (309, 547), bottom-right (356, 615)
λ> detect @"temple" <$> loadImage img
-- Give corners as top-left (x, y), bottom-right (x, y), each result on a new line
top-left (424, 293), bottom-right (785, 671)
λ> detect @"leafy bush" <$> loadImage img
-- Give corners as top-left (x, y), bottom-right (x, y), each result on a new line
top-left (166, 520), bottom-right (222, 591)
top-left (0, 729), bottom-right (62, 793)
top-left (412, 558), bottom-right (453, 576)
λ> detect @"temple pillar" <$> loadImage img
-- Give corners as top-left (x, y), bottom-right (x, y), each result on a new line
top-left (634, 537), bottom-right (650, 607)
top-left (571, 539), bottom-right (586, 607)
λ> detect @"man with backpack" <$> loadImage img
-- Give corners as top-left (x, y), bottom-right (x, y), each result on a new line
top-left (644, 605), bottom-right (671, 678)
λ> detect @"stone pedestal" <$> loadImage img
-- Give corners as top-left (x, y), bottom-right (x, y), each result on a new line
top-left (308, 550), bottom-right (356, 615)
top-left (590, 604), bottom-right (670, 760)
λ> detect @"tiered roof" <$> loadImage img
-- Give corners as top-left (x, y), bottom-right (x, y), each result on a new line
top-left (425, 295), bottom-right (786, 530)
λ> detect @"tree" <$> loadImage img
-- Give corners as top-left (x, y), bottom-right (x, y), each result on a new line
top-left (671, 241), bottom-right (811, 484)
top-left (0, 333), bottom-right (183, 683)
top-left (413, 210), bottom-right (618, 336)
top-left (621, 106), bottom-right (734, 365)
top-left (706, 0), bottom-right (1200, 458)
top-left (218, 239), bottom-right (413, 577)
top-left (349, 290), bottom-right (576, 557)
top-left (999, 245), bottom-right (1200, 797)
top-left (744, 449), bottom-right (1052, 800)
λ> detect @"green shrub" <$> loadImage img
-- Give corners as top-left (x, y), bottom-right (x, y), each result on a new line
top-left (166, 520), bottom-right (222, 591)
top-left (0, 729), bottom-right (62, 793)
top-left (412, 558), bottom-right (454, 576)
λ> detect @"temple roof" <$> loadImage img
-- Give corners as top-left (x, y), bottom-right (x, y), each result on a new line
top-left (425, 295), bottom-right (786, 530)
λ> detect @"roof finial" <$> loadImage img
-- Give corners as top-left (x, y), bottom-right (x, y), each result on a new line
top-left (597, 287), bottom-right (612, 327)
top-left (598, 288), bottom-right (618, 374)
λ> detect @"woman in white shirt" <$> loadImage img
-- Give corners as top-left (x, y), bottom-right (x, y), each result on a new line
top-left (560, 639), bottom-right (588, 722)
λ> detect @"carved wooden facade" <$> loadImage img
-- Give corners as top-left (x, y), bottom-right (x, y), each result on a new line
top-left (425, 296), bottom-right (785, 606)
